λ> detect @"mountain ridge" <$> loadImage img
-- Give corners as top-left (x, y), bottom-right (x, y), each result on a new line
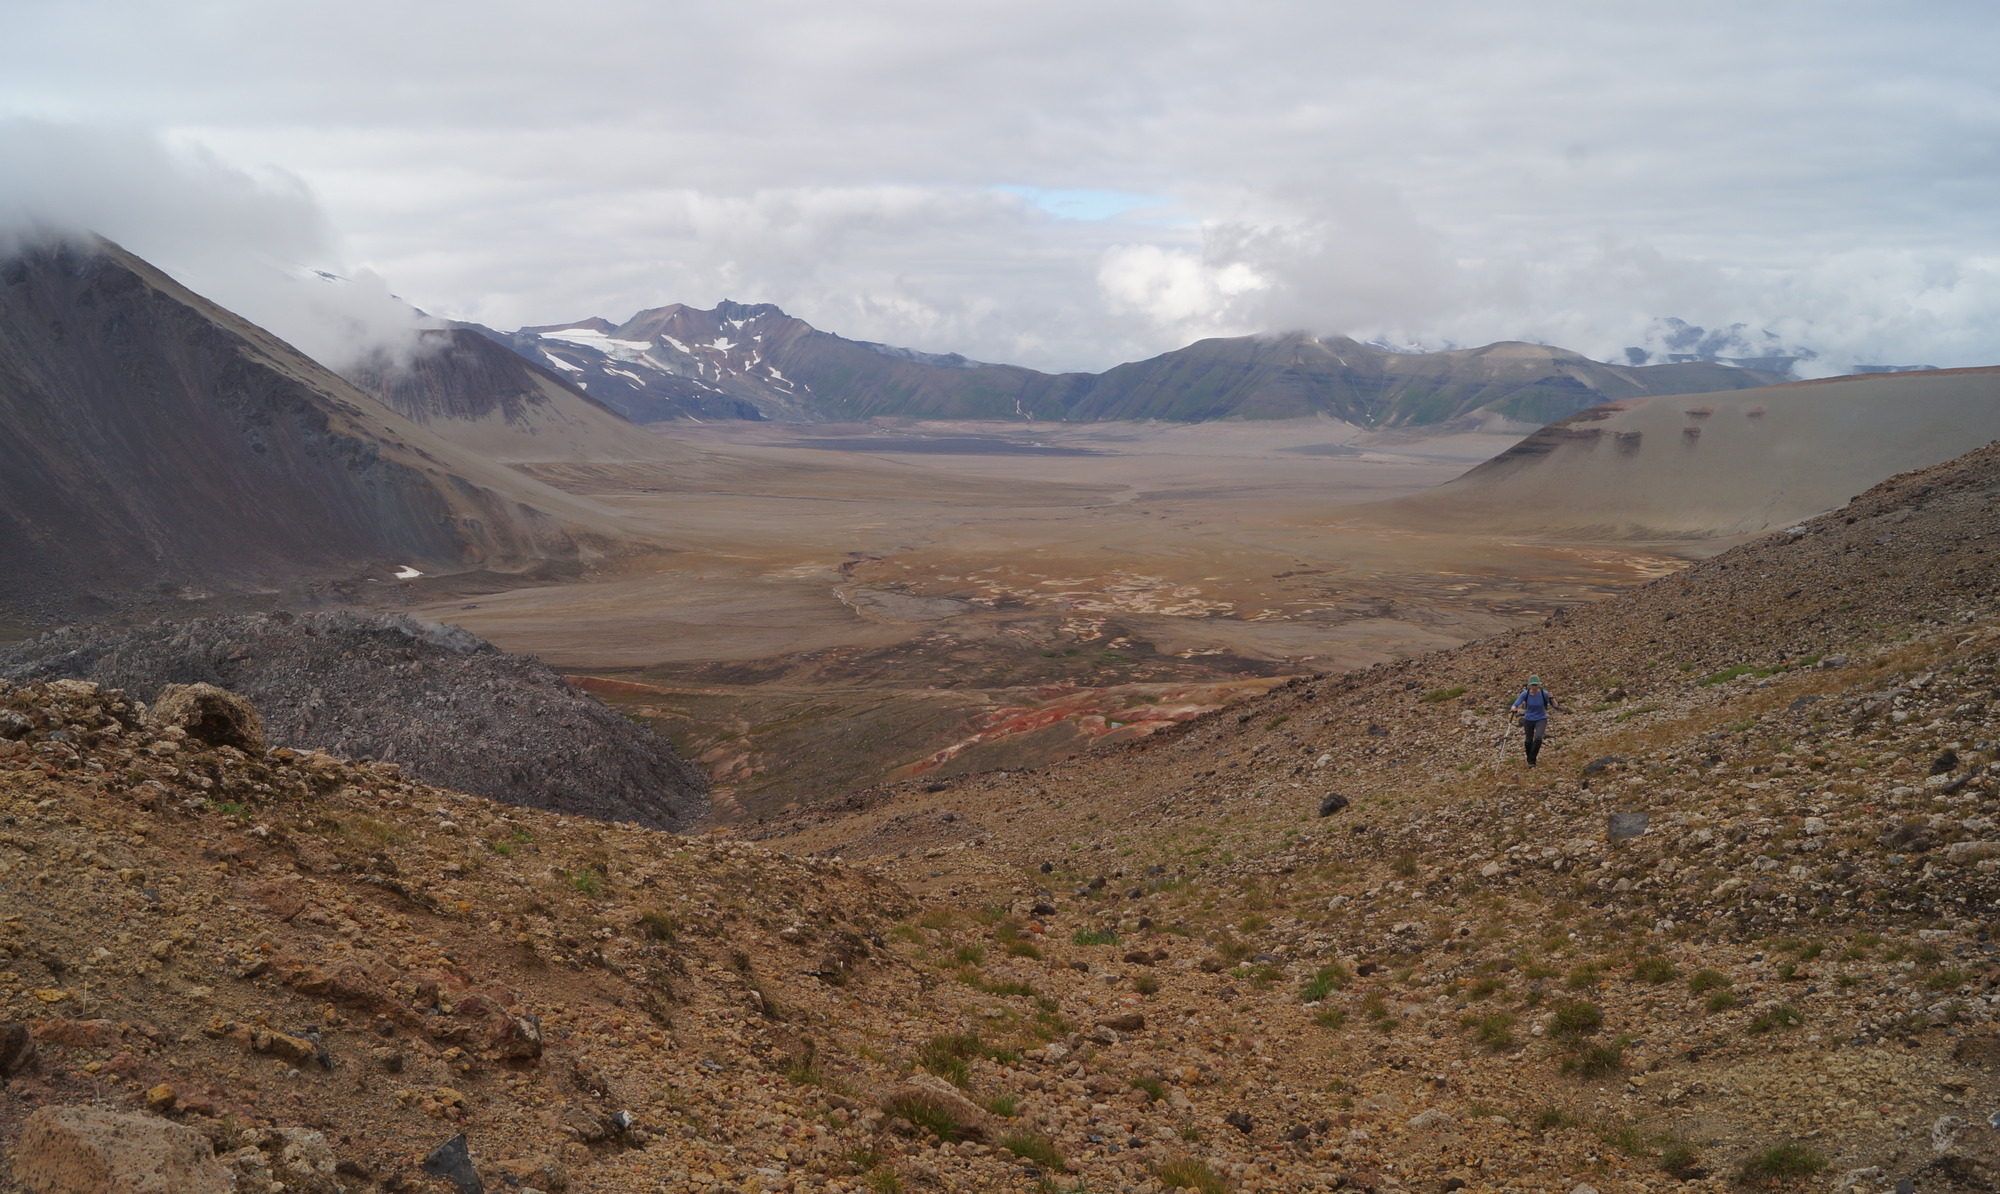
top-left (481, 301), bottom-right (1787, 427)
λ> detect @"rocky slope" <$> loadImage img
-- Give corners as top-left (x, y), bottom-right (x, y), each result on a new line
top-left (0, 238), bottom-right (637, 618)
top-left (3, 444), bottom-right (1999, 1194)
top-left (0, 612), bottom-right (707, 832)
top-left (487, 304), bottom-right (1782, 428)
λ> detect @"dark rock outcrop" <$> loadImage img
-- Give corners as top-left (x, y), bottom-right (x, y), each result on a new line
top-left (0, 612), bottom-right (707, 830)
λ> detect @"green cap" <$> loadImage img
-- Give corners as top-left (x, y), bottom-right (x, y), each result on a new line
top-left (1528, 676), bottom-right (1542, 686)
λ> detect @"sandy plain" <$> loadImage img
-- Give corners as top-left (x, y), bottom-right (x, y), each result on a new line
top-left (409, 417), bottom-right (1701, 817)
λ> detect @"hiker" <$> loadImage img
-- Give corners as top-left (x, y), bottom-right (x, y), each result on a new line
top-left (1509, 676), bottom-right (1560, 766)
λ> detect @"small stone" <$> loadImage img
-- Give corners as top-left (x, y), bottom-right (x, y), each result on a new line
top-left (144, 1083), bottom-right (176, 1111)
top-left (1318, 793), bottom-right (1350, 817)
top-left (1479, 862), bottom-right (1502, 878)
top-left (251, 1029), bottom-right (318, 1066)
top-left (420, 1132), bottom-right (486, 1194)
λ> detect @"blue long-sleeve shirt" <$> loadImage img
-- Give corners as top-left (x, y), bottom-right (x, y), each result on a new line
top-left (1512, 690), bottom-right (1555, 722)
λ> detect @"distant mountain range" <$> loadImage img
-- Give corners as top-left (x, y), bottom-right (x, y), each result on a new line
top-left (469, 302), bottom-right (1785, 427)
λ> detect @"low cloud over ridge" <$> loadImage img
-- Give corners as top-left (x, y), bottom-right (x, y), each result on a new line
top-left (0, 120), bottom-right (434, 373)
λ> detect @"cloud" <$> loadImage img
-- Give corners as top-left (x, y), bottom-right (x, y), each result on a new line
top-left (0, 119), bottom-right (434, 372)
top-left (3, 2), bottom-right (1998, 374)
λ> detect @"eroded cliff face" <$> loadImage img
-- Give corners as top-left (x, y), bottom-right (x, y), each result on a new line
top-left (0, 238), bottom-right (632, 612)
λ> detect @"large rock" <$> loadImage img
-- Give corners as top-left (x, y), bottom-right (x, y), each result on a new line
top-left (878, 1072), bottom-right (1005, 1142)
top-left (151, 683), bottom-right (266, 753)
top-left (13, 1105), bottom-right (230, 1194)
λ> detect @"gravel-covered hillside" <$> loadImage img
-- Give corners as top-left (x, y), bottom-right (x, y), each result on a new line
top-left (0, 612), bottom-right (707, 831)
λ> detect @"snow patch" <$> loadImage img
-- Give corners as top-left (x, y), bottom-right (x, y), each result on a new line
top-left (393, 565), bottom-right (424, 580)
top-left (540, 328), bottom-right (656, 352)
top-left (540, 350), bottom-right (582, 372)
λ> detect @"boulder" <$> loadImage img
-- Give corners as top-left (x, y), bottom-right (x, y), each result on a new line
top-left (1607, 810), bottom-right (1650, 841)
top-left (1318, 793), bottom-right (1350, 817)
top-left (1946, 841), bottom-right (2000, 864)
top-left (151, 683), bottom-right (265, 753)
top-left (14, 1105), bottom-right (230, 1194)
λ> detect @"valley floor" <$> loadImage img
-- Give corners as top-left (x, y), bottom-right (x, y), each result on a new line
top-left (411, 419), bottom-right (1704, 815)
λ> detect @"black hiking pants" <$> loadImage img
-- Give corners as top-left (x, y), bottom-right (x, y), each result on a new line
top-left (1522, 717), bottom-right (1547, 765)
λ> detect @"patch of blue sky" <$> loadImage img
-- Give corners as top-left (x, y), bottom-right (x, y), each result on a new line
top-left (992, 185), bottom-right (1176, 222)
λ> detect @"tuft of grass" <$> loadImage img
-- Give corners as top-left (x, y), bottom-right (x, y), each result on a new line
top-left (1468, 976), bottom-right (1506, 1000)
top-left (1631, 956), bottom-right (1678, 984)
top-left (1005, 940), bottom-right (1044, 960)
top-left (1002, 1132), bottom-right (1066, 1172)
top-left (564, 868), bottom-right (603, 897)
top-left (1392, 852), bottom-right (1419, 877)
top-left (1705, 990), bottom-right (1739, 1014)
top-left (1301, 963), bottom-right (1350, 1002)
top-left (785, 1055), bottom-right (822, 1086)
top-left (881, 1092), bottom-right (967, 1142)
top-left (1738, 1142), bottom-right (1825, 1183)
top-left (1563, 1038), bottom-right (1628, 1078)
top-left (638, 909), bottom-right (678, 941)
top-left (1564, 962), bottom-right (1605, 990)
top-left (985, 1093), bottom-right (1019, 1118)
top-left (1550, 1000), bottom-right (1603, 1039)
top-left (1533, 1106), bottom-right (1582, 1131)
top-left (1423, 685), bottom-right (1468, 703)
top-left (1464, 1011), bottom-right (1517, 1052)
top-left (1926, 966), bottom-right (1969, 991)
top-left (1747, 1005), bottom-right (1804, 1034)
top-left (1130, 1077), bottom-right (1167, 1102)
top-left (1072, 928), bottom-right (1119, 947)
top-left (1659, 1139), bottom-right (1702, 1180)
top-left (953, 944), bottom-right (986, 966)
top-left (916, 1034), bottom-right (983, 1088)
top-left (1688, 969), bottom-right (1732, 994)
top-left (1600, 1121), bottom-right (1649, 1156)
top-left (1132, 974), bottom-right (1160, 996)
top-left (1314, 1008), bottom-right (1347, 1029)
top-left (1153, 1157), bottom-right (1227, 1194)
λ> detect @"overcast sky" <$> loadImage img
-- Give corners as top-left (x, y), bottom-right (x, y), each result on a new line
top-left (4, 0), bottom-right (1998, 374)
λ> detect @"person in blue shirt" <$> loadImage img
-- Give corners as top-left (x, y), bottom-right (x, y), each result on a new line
top-left (1509, 676), bottom-right (1560, 766)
